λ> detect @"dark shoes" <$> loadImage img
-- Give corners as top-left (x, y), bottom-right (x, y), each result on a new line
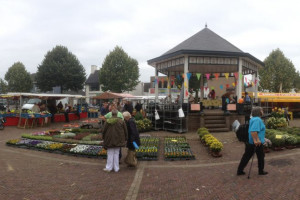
top-left (237, 171), bottom-right (246, 175)
top-left (259, 171), bottom-right (268, 175)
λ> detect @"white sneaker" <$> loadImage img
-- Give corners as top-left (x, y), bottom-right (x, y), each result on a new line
top-left (103, 168), bottom-right (111, 172)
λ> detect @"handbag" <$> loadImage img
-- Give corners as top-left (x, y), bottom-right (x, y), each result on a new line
top-left (125, 149), bottom-right (138, 167)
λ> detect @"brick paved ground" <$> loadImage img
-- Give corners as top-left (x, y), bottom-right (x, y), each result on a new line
top-left (0, 120), bottom-right (299, 200)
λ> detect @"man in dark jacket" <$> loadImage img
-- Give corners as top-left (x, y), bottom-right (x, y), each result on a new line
top-left (102, 110), bottom-right (128, 172)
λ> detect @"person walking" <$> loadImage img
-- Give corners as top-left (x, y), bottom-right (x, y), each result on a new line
top-left (102, 110), bottom-right (128, 172)
top-left (123, 111), bottom-right (141, 167)
top-left (237, 107), bottom-right (268, 176)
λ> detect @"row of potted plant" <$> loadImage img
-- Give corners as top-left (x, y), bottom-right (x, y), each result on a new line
top-left (135, 118), bottom-right (152, 132)
top-left (197, 127), bottom-right (224, 157)
top-left (164, 136), bottom-right (195, 160)
top-left (136, 137), bottom-right (159, 160)
top-left (6, 138), bottom-right (107, 158)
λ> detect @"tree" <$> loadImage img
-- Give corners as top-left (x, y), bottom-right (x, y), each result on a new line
top-left (99, 46), bottom-right (140, 92)
top-left (259, 49), bottom-right (297, 92)
top-left (36, 45), bottom-right (86, 93)
top-left (0, 78), bottom-right (8, 94)
top-left (4, 62), bottom-right (33, 92)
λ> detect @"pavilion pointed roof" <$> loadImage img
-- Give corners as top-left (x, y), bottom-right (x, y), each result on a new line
top-left (162, 27), bottom-right (243, 55)
top-left (148, 27), bottom-right (263, 66)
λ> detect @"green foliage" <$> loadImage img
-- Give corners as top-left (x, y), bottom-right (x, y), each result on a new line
top-left (134, 111), bottom-right (143, 121)
top-left (36, 45), bottom-right (86, 93)
top-left (197, 127), bottom-right (209, 139)
top-left (136, 118), bottom-right (152, 132)
top-left (0, 78), bottom-right (8, 93)
top-left (4, 62), bottom-right (33, 92)
top-left (21, 134), bottom-right (53, 141)
top-left (266, 117), bottom-right (288, 129)
top-left (259, 49), bottom-right (297, 92)
top-left (293, 71), bottom-right (300, 92)
top-left (99, 46), bottom-right (140, 92)
top-left (283, 135), bottom-right (297, 145)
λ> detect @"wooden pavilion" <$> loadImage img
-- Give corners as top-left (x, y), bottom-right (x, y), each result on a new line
top-left (147, 26), bottom-right (264, 132)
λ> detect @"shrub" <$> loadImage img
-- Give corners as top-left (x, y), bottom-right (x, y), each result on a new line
top-left (284, 135), bottom-right (297, 146)
top-left (134, 111), bottom-right (143, 121)
top-left (210, 141), bottom-right (223, 152)
top-left (266, 117), bottom-right (288, 129)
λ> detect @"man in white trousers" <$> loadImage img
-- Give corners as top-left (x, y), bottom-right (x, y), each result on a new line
top-left (102, 109), bottom-right (128, 172)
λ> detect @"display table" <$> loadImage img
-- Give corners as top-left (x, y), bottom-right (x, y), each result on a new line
top-left (54, 112), bottom-right (88, 122)
top-left (18, 113), bottom-right (52, 129)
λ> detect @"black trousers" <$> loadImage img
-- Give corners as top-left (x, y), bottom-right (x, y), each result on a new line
top-left (237, 143), bottom-right (265, 173)
top-left (65, 112), bottom-right (69, 122)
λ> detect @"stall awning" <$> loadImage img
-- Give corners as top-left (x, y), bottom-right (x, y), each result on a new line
top-left (92, 92), bottom-right (135, 100)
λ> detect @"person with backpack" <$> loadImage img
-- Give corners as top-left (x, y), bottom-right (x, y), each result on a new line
top-left (237, 106), bottom-right (268, 176)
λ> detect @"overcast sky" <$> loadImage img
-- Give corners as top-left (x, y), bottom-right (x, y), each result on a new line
top-left (1, 0), bottom-right (299, 83)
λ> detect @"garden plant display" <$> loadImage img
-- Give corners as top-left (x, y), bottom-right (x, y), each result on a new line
top-left (136, 136), bottom-right (159, 160)
top-left (6, 127), bottom-right (108, 159)
top-left (164, 136), bottom-right (195, 160)
top-left (265, 128), bottom-right (300, 150)
top-left (197, 128), bottom-right (223, 157)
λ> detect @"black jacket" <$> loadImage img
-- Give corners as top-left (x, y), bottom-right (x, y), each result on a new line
top-left (126, 118), bottom-right (141, 150)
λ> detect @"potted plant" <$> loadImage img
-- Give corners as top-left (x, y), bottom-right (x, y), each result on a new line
top-left (209, 141), bottom-right (223, 157)
top-left (263, 138), bottom-right (272, 153)
top-left (272, 137), bottom-right (285, 151)
top-left (284, 135), bottom-right (297, 149)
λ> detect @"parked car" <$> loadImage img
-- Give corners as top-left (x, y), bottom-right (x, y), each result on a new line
top-left (22, 98), bottom-right (41, 112)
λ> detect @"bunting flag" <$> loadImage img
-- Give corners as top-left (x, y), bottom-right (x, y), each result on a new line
top-left (171, 80), bottom-right (174, 86)
top-left (224, 73), bottom-right (229, 79)
top-left (182, 73), bottom-right (185, 79)
top-left (226, 84), bottom-right (229, 88)
top-left (234, 72), bottom-right (238, 79)
top-left (178, 85), bottom-right (181, 89)
top-left (167, 85), bottom-right (171, 89)
top-left (220, 84), bottom-right (223, 90)
top-left (214, 73), bottom-right (220, 80)
top-left (211, 86), bottom-right (215, 90)
top-left (245, 77), bottom-right (247, 82)
top-left (185, 90), bottom-right (189, 96)
top-left (187, 73), bottom-right (192, 80)
top-left (196, 73), bottom-right (201, 80)
top-left (184, 81), bottom-right (188, 88)
top-left (239, 73), bottom-right (243, 80)
top-left (232, 82), bottom-right (236, 87)
top-left (166, 77), bottom-right (169, 81)
top-left (205, 73), bottom-right (210, 80)
top-left (177, 74), bottom-right (181, 80)
top-left (244, 83), bottom-right (247, 87)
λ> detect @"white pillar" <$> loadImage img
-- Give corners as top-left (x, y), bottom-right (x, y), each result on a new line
top-left (85, 85), bottom-right (90, 103)
top-left (155, 67), bottom-right (159, 103)
top-left (167, 71), bottom-right (171, 97)
top-left (253, 72), bottom-right (258, 102)
top-left (183, 55), bottom-right (189, 103)
top-left (237, 58), bottom-right (243, 100)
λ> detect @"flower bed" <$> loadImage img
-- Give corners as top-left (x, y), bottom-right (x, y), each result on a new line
top-left (164, 136), bottom-right (195, 160)
top-left (197, 128), bottom-right (223, 157)
top-left (265, 128), bottom-right (300, 150)
top-left (136, 137), bottom-right (159, 161)
top-left (136, 118), bottom-right (152, 133)
top-left (6, 138), bottom-right (107, 158)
